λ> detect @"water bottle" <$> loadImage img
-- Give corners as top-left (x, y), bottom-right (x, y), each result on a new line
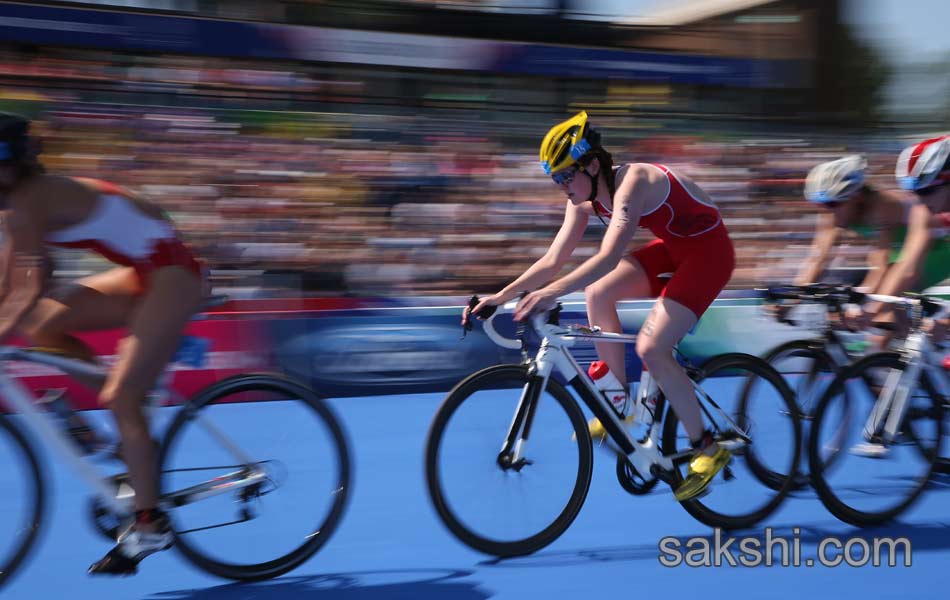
top-left (39, 389), bottom-right (105, 455)
top-left (633, 365), bottom-right (659, 426)
top-left (588, 361), bottom-right (628, 416)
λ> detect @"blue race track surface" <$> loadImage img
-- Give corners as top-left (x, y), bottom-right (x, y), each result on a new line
top-left (3, 389), bottom-right (949, 600)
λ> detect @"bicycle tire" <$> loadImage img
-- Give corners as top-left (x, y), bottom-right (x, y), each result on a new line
top-left (425, 364), bottom-right (593, 557)
top-left (757, 339), bottom-right (846, 489)
top-left (807, 352), bottom-right (943, 527)
top-left (158, 373), bottom-right (350, 581)
top-left (0, 416), bottom-right (46, 591)
top-left (661, 353), bottom-right (801, 530)
top-left (762, 339), bottom-right (841, 419)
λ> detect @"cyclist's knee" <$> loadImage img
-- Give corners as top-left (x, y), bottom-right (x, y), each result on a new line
top-left (585, 281), bottom-right (613, 309)
top-left (99, 380), bottom-right (146, 415)
top-left (636, 336), bottom-right (672, 367)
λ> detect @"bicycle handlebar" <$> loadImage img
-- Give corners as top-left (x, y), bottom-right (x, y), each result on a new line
top-left (762, 285), bottom-right (950, 330)
top-left (480, 302), bottom-right (524, 350)
top-left (464, 295), bottom-right (562, 350)
top-left (864, 293), bottom-right (950, 320)
top-left (761, 284), bottom-right (867, 306)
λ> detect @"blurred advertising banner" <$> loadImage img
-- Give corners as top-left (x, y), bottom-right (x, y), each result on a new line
top-left (0, 2), bottom-right (804, 88)
top-left (267, 292), bottom-right (816, 398)
top-left (15, 289), bottom-right (946, 406)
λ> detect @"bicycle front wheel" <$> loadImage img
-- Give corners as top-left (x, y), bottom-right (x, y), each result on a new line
top-left (808, 352), bottom-right (943, 527)
top-left (159, 374), bottom-right (350, 581)
top-left (425, 364), bottom-right (593, 557)
top-left (0, 416), bottom-right (45, 591)
top-left (662, 353), bottom-right (801, 530)
top-left (760, 339), bottom-right (847, 486)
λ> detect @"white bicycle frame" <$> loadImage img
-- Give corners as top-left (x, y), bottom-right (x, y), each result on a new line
top-left (0, 346), bottom-right (266, 518)
top-left (859, 295), bottom-right (950, 444)
top-left (482, 302), bottom-right (749, 479)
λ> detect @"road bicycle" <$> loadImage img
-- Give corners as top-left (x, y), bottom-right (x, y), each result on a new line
top-left (807, 293), bottom-right (949, 526)
top-left (424, 298), bottom-right (801, 557)
top-left (758, 284), bottom-right (881, 485)
top-left (0, 308), bottom-right (351, 589)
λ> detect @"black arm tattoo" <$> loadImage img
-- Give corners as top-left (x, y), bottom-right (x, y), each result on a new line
top-left (613, 201), bottom-right (632, 230)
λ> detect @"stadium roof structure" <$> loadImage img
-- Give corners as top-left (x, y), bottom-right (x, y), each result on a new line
top-left (613, 0), bottom-right (781, 26)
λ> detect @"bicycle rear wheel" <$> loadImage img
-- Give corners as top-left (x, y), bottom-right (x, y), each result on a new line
top-left (662, 353), bottom-right (801, 530)
top-left (159, 373), bottom-right (350, 581)
top-left (0, 416), bottom-right (45, 591)
top-left (807, 352), bottom-right (943, 527)
top-left (425, 364), bottom-right (593, 557)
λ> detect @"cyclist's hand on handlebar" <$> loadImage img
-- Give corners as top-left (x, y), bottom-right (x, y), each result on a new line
top-left (462, 294), bottom-right (501, 329)
top-left (762, 301), bottom-right (793, 323)
top-left (840, 303), bottom-right (869, 332)
top-left (513, 288), bottom-right (559, 322)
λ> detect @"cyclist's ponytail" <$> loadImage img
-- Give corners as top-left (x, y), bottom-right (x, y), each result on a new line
top-left (577, 146), bottom-right (616, 199)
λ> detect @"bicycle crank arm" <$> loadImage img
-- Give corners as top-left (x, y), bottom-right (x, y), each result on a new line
top-left (716, 432), bottom-right (751, 452)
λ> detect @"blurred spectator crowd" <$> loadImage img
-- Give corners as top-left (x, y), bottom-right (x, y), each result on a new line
top-left (0, 46), bottom-right (922, 298)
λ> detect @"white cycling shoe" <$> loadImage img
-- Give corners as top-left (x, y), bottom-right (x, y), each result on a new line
top-left (849, 441), bottom-right (890, 459)
top-left (88, 513), bottom-right (174, 576)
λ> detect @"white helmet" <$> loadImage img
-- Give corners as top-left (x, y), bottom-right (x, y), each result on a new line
top-left (804, 155), bottom-right (867, 204)
top-left (895, 135), bottom-right (950, 191)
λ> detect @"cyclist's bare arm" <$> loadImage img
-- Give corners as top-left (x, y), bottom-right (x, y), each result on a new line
top-left (873, 203), bottom-right (933, 298)
top-left (541, 164), bottom-right (662, 296)
top-left (794, 212), bottom-right (839, 286)
top-left (475, 200), bottom-right (589, 311)
top-left (0, 193), bottom-right (47, 340)
top-left (857, 227), bottom-right (893, 292)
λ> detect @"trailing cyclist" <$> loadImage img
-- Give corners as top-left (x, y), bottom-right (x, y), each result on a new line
top-left (0, 113), bottom-right (204, 575)
top-left (463, 111), bottom-right (735, 501)
top-left (793, 149), bottom-right (948, 341)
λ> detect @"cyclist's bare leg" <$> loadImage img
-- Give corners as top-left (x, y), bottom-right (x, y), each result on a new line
top-left (18, 267), bottom-right (140, 388)
top-left (635, 298), bottom-right (707, 446)
top-left (99, 266), bottom-right (202, 524)
top-left (585, 256), bottom-right (653, 385)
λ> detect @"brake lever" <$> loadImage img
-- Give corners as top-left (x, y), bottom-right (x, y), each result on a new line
top-left (547, 302), bottom-right (563, 326)
top-left (461, 295), bottom-right (499, 339)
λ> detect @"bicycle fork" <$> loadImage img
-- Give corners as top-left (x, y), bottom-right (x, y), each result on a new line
top-left (497, 347), bottom-right (557, 471)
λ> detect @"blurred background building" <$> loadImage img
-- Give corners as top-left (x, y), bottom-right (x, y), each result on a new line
top-left (0, 0), bottom-right (946, 297)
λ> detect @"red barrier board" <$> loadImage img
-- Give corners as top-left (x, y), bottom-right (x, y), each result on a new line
top-left (7, 317), bottom-right (272, 411)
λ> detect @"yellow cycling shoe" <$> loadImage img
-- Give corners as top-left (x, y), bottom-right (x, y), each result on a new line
top-left (674, 444), bottom-right (731, 502)
top-left (573, 414), bottom-right (636, 443)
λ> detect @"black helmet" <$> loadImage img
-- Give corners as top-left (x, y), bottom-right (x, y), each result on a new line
top-left (0, 113), bottom-right (30, 164)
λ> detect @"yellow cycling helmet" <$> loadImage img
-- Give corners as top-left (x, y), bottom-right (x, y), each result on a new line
top-left (539, 111), bottom-right (598, 175)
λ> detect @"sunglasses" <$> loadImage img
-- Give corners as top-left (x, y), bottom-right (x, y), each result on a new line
top-left (551, 166), bottom-right (579, 186)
